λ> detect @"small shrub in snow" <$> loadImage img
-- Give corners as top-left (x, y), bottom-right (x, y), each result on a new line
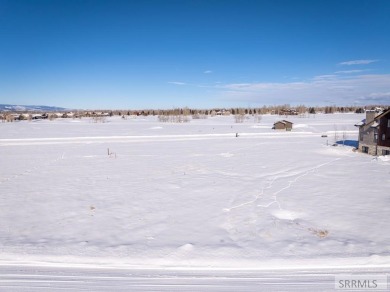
top-left (234, 114), bottom-right (245, 123)
top-left (92, 116), bottom-right (107, 123)
top-left (253, 114), bottom-right (262, 123)
top-left (158, 115), bottom-right (169, 122)
top-left (192, 114), bottom-right (208, 119)
top-left (158, 115), bottom-right (190, 123)
top-left (308, 228), bottom-right (329, 238)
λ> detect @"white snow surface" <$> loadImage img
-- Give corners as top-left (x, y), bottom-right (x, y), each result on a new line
top-left (1, 113), bottom-right (390, 274)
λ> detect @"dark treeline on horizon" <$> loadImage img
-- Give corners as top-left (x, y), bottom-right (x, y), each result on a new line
top-left (1, 104), bottom-right (389, 122)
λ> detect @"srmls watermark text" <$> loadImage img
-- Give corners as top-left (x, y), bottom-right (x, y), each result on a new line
top-left (335, 275), bottom-right (388, 290)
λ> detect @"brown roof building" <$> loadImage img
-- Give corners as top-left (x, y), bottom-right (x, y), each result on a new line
top-left (273, 120), bottom-right (293, 131)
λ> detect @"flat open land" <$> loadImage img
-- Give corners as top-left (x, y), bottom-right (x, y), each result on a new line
top-left (1, 113), bottom-right (389, 290)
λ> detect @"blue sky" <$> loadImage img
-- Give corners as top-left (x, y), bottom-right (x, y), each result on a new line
top-left (0, 0), bottom-right (390, 109)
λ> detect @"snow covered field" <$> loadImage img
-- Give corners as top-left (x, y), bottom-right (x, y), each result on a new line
top-left (1, 113), bottom-right (389, 290)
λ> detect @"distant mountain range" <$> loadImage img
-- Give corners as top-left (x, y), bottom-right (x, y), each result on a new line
top-left (0, 104), bottom-right (67, 112)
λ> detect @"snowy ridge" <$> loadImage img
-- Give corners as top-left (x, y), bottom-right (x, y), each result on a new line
top-left (0, 104), bottom-right (67, 112)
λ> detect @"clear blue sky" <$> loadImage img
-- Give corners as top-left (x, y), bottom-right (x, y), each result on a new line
top-left (1, 0), bottom-right (389, 109)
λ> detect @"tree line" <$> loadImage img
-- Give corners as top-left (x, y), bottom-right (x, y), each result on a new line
top-left (0, 104), bottom-right (385, 122)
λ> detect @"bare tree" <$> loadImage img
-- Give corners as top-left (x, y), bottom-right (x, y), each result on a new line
top-left (234, 114), bottom-right (245, 123)
top-left (254, 114), bottom-right (262, 123)
top-left (342, 127), bottom-right (347, 146)
top-left (158, 115), bottom-right (169, 122)
top-left (334, 125), bottom-right (339, 144)
top-left (192, 114), bottom-right (208, 119)
top-left (92, 116), bottom-right (107, 123)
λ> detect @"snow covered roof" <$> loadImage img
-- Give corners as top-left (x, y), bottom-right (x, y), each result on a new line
top-left (370, 121), bottom-right (379, 128)
top-left (374, 108), bottom-right (390, 120)
top-left (354, 119), bottom-right (366, 127)
top-left (274, 120), bottom-right (293, 125)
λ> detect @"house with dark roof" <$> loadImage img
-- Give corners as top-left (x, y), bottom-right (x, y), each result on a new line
top-left (355, 108), bottom-right (390, 155)
top-left (273, 120), bottom-right (293, 131)
top-left (375, 109), bottom-right (390, 155)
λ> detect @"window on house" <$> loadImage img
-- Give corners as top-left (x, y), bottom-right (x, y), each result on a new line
top-left (382, 149), bottom-right (390, 156)
top-left (382, 134), bottom-right (386, 141)
top-left (362, 146), bottom-right (369, 153)
top-left (360, 133), bottom-right (363, 141)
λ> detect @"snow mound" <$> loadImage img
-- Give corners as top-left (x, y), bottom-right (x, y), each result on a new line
top-left (219, 152), bottom-right (234, 157)
top-left (178, 243), bottom-right (194, 252)
top-left (294, 124), bottom-right (309, 128)
top-left (378, 155), bottom-right (390, 162)
top-left (272, 209), bottom-right (303, 220)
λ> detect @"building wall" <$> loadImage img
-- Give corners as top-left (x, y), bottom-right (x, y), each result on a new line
top-left (358, 143), bottom-right (377, 155)
top-left (357, 110), bottom-right (390, 156)
top-left (358, 110), bottom-right (379, 147)
top-left (366, 110), bottom-right (376, 124)
top-left (377, 145), bottom-right (390, 155)
top-left (358, 125), bottom-right (376, 145)
top-left (284, 122), bottom-right (293, 129)
top-left (378, 114), bottom-right (390, 147)
top-left (358, 143), bottom-right (390, 156)
top-left (274, 123), bottom-right (286, 130)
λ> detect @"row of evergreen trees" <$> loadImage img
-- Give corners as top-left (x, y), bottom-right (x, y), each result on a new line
top-left (0, 105), bottom-right (382, 119)
top-left (103, 105), bottom-right (378, 116)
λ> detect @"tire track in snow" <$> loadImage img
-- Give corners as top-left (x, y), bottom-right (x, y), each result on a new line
top-left (224, 176), bottom-right (279, 212)
top-left (225, 157), bottom-right (342, 213)
top-left (270, 157), bottom-right (341, 197)
top-left (223, 157), bottom-right (344, 242)
top-left (0, 153), bottom-right (66, 185)
top-left (0, 132), bottom-right (319, 147)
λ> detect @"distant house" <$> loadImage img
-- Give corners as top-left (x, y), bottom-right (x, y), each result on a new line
top-left (10, 114), bottom-right (20, 120)
top-left (53, 112), bottom-right (63, 118)
top-left (19, 113), bottom-right (30, 120)
top-left (62, 112), bottom-right (75, 118)
top-left (280, 108), bottom-right (298, 116)
top-left (273, 120), bottom-right (293, 131)
top-left (32, 114), bottom-right (43, 119)
top-left (355, 108), bottom-right (390, 155)
top-left (91, 112), bottom-right (110, 117)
